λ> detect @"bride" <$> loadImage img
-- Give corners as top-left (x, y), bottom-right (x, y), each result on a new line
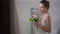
top-left (34, 0), bottom-right (51, 34)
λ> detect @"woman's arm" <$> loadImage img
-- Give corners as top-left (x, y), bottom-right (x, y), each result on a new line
top-left (34, 15), bottom-right (51, 33)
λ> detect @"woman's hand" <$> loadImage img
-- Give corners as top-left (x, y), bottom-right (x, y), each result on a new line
top-left (34, 22), bottom-right (40, 27)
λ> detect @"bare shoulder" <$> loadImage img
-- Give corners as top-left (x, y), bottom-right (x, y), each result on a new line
top-left (46, 14), bottom-right (50, 18)
top-left (45, 14), bottom-right (51, 21)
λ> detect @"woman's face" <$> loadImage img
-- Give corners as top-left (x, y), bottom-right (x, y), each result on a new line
top-left (39, 3), bottom-right (47, 13)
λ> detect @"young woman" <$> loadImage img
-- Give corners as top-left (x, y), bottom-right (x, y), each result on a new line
top-left (34, 0), bottom-right (51, 34)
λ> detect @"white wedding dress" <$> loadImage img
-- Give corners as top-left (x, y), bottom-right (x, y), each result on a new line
top-left (33, 15), bottom-right (51, 34)
top-left (39, 17), bottom-right (50, 34)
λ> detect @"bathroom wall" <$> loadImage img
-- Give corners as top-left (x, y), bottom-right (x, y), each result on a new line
top-left (49, 0), bottom-right (60, 34)
top-left (14, 0), bottom-right (39, 34)
top-left (11, 0), bottom-right (60, 34)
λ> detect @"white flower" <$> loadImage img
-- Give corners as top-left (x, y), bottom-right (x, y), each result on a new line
top-left (32, 15), bottom-right (38, 18)
top-left (29, 15), bottom-right (39, 22)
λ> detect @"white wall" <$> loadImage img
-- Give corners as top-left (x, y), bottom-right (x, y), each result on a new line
top-left (14, 0), bottom-right (39, 34)
top-left (49, 0), bottom-right (60, 34)
top-left (13, 0), bottom-right (60, 34)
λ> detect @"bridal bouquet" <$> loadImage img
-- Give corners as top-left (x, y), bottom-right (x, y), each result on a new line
top-left (29, 15), bottom-right (39, 23)
top-left (29, 15), bottom-right (43, 32)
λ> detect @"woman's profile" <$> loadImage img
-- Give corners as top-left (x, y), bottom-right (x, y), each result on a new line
top-left (34, 0), bottom-right (51, 34)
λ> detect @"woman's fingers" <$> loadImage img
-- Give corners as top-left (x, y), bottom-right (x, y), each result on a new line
top-left (34, 22), bottom-right (38, 27)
